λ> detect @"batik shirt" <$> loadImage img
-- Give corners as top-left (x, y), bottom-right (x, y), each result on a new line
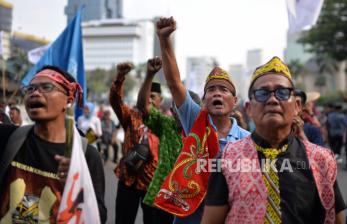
top-left (110, 77), bottom-right (157, 191)
top-left (143, 107), bottom-right (182, 205)
top-left (206, 134), bottom-right (346, 223)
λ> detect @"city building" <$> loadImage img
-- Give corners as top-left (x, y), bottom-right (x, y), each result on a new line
top-left (246, 49), bottom-right (263, 71)
top-left (185, 57), bottom-right (218, 96)
top-left (11, 31), bottom-right (50, 52)
top-left (0, 0), bottom-right (12, 59)
top-left (229, 64), bottom-right (248, 101)
top-left (0, 31), bottom-right (11, 59)
top-left (284, 32), bottom-right (312, 64)
top-left (65, 0), bottom-right (123, 24)
top-left (0, 0), bottom-right (12, 32)
top-left (283, 31), bottom-right (345, 92)
top-left (82, 18), bottom-right (154, 70)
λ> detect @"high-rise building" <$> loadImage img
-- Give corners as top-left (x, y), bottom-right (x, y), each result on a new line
top-left (229, 64), bottom-right (248, 101)
top-left (186, 57), bottom-right (218, 96)
top-left (11, 31), bottom-right (50, 52)
top-left (0, 0), bottom-right (12, 59)
top-left (0, 0), bottom-right (12, 32)
top-left (284, 32), bottom-right (312, 64)
top-left (283, 31), bottom-right (345, 92)
top-left (65, 0), bottom-right (123, 24)
top-left (82, 18), bottom-right (154, 70)
top-left (246, 49), bottom-right (263, 71)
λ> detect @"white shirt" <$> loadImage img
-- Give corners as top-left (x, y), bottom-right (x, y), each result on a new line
top-left (77, 115), bottom-right (102, 137)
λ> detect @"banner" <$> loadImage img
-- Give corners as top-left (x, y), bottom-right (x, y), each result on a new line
top-left (22, 8), bottom-right (86, 119)
top-left (154, 111), bottom-right (219, 217)
top-left (286, 0), bottom-right (325, 34)
top-left (27, 44), bottom-right (51, 64)
top-left (57, 126), bottom-right (100, 224)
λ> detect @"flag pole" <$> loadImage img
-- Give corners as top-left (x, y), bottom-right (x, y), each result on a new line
top-left (7, 86), bottom-right (20, 105)
top-left (1, 57), bottom-right (6, 103)
top-left (65, 103), bottom-right (74, 157)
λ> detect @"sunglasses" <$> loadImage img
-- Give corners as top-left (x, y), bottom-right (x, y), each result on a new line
top-left (251, 87), bottom-right (293, 103)
top-left (22, 82), bottom-right (66, 95)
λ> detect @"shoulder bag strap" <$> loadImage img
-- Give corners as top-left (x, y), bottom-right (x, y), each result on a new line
top-left (0, 124), bottom-right (34, 185)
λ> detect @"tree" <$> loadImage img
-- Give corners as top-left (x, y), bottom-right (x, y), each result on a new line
top-left (0, 48), bottom-right (31, 103)
top-left (300, 0), bottom-right (347, 61)
top-left (6, 49), bottom-right (31, 82)
top-left (287, 59), bottom-right (307, 89)
top-left (86, 65), bottom-right (138, 102)
top-left (86, 68), bottom-right (110, 100)
top-left (287, 59), bottom-right (305, 78)
top-left (299, 0), bottom-right (347, 91)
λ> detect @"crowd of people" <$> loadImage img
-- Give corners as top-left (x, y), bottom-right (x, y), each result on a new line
top-left (0, 16), bottom-right (346, 223)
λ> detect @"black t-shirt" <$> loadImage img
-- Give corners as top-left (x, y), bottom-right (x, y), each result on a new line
top-left (0, 110), bottom-right (11, 125)
top-left (205, 133), bottom-right (346, 224)
top-left (0, 124), bottom-right (107, 223)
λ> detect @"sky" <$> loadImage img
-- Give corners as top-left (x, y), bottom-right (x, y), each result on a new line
top-left (7, 0), bottom-right (290, 71)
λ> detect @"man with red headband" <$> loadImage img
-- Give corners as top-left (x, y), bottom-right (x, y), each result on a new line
top-left (0, 65), bottom-right (107, 223)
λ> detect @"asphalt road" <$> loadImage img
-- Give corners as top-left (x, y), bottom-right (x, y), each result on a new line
top-left (104, 161), bottom-right (143, 224)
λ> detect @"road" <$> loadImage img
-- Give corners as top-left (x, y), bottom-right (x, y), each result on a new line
top-left (104, 161), bottom-right (143, 224)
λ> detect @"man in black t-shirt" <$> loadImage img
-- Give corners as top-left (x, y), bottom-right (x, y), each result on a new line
top-left (0, 100), bottom-right (11, 125)
top-left (0, 65), bottom-right (107, 223)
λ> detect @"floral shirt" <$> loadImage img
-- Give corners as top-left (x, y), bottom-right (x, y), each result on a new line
top-left (143, 107), bottom-right (182, 205)
top-left (109, 77), bottom-right (157, 191)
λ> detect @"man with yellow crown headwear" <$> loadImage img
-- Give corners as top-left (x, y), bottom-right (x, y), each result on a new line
top-left (202, 56), bottom-right (346, 224)
top-left (152, 17), bottom-right (250, 223)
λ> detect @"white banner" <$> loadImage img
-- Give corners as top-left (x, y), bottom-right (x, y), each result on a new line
top-left (286, 0), bottom-right (324, 34)
top-left (27, 44), bottom-right (51, 64)
top-left (57, 126), bottom-right (100, 224)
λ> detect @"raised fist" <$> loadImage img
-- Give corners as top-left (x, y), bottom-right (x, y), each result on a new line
top-left (156, 16), bottom-right (176, 39)
top-left (147, 57), bottom-right (162, 75)
top-left (117, 62), bottom-right (134, 76)
top-left (291, 116), bottom-right (305, 137)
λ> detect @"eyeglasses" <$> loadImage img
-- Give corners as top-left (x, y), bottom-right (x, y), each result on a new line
top-left (22, 82), bottom-right (66, 95)
top-left (251, 87), bottom-right (293, 103)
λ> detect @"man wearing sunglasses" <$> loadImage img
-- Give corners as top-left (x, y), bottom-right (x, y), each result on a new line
top-left (202, 57), bottom-right (345, 224)
top-left (0, 66), bottom-right (107, 223)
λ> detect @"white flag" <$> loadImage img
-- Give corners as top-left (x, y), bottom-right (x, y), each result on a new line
top-left (286, 0), bottom-right (325, 34)
top-left (57, 126), bottom-right (100, 224)
top-left (27, 44), bottom-right (51, 64)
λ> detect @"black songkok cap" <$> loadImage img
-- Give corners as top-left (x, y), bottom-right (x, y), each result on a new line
top-left (151, 82), bottom-right (161, 93)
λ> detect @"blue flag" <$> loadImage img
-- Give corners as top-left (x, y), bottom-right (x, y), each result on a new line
top-left (22, 9), bottom-right (86, 119)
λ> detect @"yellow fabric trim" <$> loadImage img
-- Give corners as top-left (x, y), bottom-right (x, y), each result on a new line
top-left (0, 0), bottom-right (12, 9)
top-left (255, 144), bottom-right (288, 160)
top-left (204, 67), bottom-right (235, 91)
top-left (251, 56), bottom-right (292, 84)
top-left (11, 161), bottom-right (59, 180)
top-left (256, 143), bottom-right (285, 223)
top-left (205, 71), bottom-right (231, 83)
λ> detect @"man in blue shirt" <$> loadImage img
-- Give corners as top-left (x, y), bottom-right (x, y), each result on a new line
top-left (156, 16), bottom-right (250, 224)
top-left (294, 89), bottom-right (324, 146)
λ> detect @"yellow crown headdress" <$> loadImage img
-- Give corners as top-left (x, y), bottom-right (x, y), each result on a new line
top-left (250, 56), bottom-right (292, 86)
top-left (204, 67), bottom-right (236, 93)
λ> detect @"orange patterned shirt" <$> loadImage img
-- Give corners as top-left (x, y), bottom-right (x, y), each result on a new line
top-left (109, 76), bottom-right (157, 191)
